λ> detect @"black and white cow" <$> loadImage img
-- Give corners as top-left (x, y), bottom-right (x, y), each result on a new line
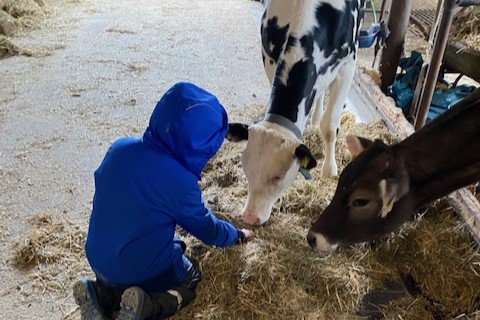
top-left (227, 0), bottom-right (365, 225)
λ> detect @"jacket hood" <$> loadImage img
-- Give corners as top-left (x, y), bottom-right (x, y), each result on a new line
top-left (143, 82), bottom-right (228, 178)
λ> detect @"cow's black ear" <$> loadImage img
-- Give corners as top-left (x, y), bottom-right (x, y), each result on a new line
top-left (227, 123), bottom-right (249, 142)
top-left (295, 144), bottom-right (317, 170)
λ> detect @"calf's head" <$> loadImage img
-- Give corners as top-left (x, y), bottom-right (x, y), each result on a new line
top-left (227, 122), bottom-right (316, 225)
top-left (307, 135), bottom-right (411, 252)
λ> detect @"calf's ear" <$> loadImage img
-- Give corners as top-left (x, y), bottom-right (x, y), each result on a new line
top-left (346, 135), bottom-right (373, 157)
top-left (227, 123), bottom-right (249, 142)
top-left (295, 144), bottom-right (317, 170)
top-left (378, 178), bottom-right (409, 218)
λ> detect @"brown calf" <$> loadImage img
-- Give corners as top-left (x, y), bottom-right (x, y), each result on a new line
top-left (307, 88), bottom-right (480, 252)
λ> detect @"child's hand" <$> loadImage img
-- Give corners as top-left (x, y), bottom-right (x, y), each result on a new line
top-left (239, 229), bottom-right (255, 242)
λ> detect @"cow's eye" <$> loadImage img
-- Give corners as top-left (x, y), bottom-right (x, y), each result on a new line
top-left (270, 175), bottom-right (284, 183)
top-left (352, 199), bottom-right (369, 207)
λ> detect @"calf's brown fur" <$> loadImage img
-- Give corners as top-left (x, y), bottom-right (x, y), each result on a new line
top-left (308, 89), bottom-right (480, 251)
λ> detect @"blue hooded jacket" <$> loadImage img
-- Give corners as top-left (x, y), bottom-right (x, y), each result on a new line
top-left (85, 82), bottom-right (240, 287)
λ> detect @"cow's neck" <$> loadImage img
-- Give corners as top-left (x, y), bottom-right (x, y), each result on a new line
top-left (393, 100), bottom-right (480, 205)
top-left (265, 101), bottom-right (309, 135)
top-left (264, 113), bottom-right (302, 140)
top-left (266, 58), bottom-right (317, 134)
top-left (260, 120), bottom-right (300, 141)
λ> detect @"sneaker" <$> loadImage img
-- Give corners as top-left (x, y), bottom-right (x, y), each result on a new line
top-left (73, 278), bottom-right (109, 320)
top-left (117, 286), bottom-right (153, 320)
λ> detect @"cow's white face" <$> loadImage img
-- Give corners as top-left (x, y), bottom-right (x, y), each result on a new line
top-left (242, 125), bottom-right (300, 224)
top-left (227, 122), bottom-right (316, 225)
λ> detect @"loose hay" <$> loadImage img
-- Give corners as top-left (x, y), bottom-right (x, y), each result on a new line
top-left (0, 0), bottom-right (47, 33)
top-left (12, 212), bottom-right (89, 293)
top-left (173, 112), bottom-right (480, 320)
top-left (358, 62), bottom-right (381, 87)
top-left (0, 34), bottom-right (31, 57)
top-left (0, 0), bottom-right (65, 58)
top-left (450, 6), bottom-right (480, 51)
top-left (0, 0), bottom-right (43, 18)
top-left (12, 113), bottom-right (479, 319)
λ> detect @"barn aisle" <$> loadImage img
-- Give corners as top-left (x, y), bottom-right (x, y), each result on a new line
top-left (0, 0), bottom-right (269, 318)
top-left (2, 1), bottom-right (479, 320)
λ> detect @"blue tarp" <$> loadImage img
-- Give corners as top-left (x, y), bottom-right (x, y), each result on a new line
top-left (387, 51), bottom-right (477, 123)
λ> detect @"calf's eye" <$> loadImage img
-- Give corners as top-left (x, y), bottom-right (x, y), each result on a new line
top-left (352, 199), bottom-right (370, 207)
top-left (269, 175), bottom-right (284, 184)
top-left (273, 176), bottom-right (283, 182)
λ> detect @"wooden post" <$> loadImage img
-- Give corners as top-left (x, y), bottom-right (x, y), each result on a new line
top-left (379, 0), bottom-right (413, 93)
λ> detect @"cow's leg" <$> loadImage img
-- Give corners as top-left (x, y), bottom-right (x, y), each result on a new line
top-left (311, 91), bottom-right (325, 126)
top-left (319, 57), bottom-right (356, 177)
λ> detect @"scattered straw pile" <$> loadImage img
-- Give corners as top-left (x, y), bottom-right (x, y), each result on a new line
top-left (451, 6), bottom-right (480, 51)
top-left (173, 113), bottom-right (480, 320)
top-left (0, 34), bottom-right (31, 57)
top-left (0, 0), bottom-right (76, 58)
top-left (358, 63), bottom-right (381, 87)
top-left (12, 213), bottom-right (89, 293)
top-left (10, 113), bottom-right (480, 319)
top-left (0, 0), bottom-right (47, 32)
top-left (1, 0), bottom-right (44, 18)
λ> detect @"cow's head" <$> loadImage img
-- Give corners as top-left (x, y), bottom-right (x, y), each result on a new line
top-left (307, 135), bottom-right (411, 252)
top-left (227, 122), bottom-right (316, 225)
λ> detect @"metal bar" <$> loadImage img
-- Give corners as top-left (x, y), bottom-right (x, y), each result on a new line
top-left (413, 0), bottom-right (457, 130)
top-left (379, 0), bottom-right (413, 93)
top-left (409, 65), bottom-right (427, 121)
top-left (456, 0), bottom-right (480, 6)
top-left (368, 0), bottom-right (378, 23)
top-left (372, 0), bottom-right (392, 67)
top-left (409, 0), bottom-right (443, 121)
top-left (409, 14), bottom-right (431, 40)
top-left (378, 0), bottom-right (390, 22)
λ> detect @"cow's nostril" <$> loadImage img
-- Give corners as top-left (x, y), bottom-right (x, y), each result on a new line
top-left (306, 233), bottom-right (316, 248)
top-left (243, 213), bottom-right (260, 225)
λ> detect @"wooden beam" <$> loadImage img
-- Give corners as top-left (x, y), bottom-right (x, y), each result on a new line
top-left (350, 70), bottom-right (414, 138)
top-left (379, 0), bottom-right (413, 93)
top-left (449, 189), bottom-right (480, 245)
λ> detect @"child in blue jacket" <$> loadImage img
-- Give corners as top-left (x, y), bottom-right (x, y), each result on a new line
top-left (73, 82), bottom-right (255, 320)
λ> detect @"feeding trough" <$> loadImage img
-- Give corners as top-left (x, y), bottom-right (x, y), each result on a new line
top-left (358, 22), bottom-right (386, 48)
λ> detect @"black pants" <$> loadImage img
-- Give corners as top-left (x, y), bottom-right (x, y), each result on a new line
top-left (147, 263), bottom-right (202, 320)
top-left (93, 258), bottom-right (202, 319)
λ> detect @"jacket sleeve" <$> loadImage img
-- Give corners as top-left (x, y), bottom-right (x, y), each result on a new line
top-left (168, 183), bottom-right (240, 247)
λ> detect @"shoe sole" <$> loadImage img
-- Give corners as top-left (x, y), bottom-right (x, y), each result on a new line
top-left (117, 287), bottom-right (148, 320)
top-left (73, 279), bottom-right (108, 320)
